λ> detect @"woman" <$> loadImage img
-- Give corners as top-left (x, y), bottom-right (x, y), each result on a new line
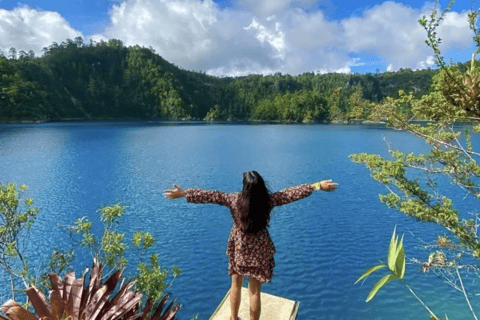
top-left (164, 171), bottom-right (337, 320)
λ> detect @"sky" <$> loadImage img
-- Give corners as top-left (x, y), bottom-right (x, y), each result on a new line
top-left (0, 0), bottom-right (476, 76)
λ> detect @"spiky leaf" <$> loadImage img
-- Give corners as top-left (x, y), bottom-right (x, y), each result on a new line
top-left (355, 264), bottom-right (386, 284)
top-left (395, 235), bottom-right (405, 279)
top-left (366, 274), bottom-right (397, 302)
top-left (387, 227), bottom-right (398, 271)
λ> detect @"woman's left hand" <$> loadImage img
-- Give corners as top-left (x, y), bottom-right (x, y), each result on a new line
top-left (164, 184), bottom-right (186, 199)
top-left (319, 180), bottom-right (338, 191)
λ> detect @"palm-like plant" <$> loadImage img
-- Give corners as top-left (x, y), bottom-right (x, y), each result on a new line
top-left (1, 259), bottom-right (181, 320)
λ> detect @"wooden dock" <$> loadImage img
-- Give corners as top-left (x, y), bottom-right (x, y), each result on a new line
top-left (210, 287), bottom-right (300, 320)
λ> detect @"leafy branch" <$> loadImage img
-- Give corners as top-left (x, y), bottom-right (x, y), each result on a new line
top-left (0, 183), bottom-right (40, 300)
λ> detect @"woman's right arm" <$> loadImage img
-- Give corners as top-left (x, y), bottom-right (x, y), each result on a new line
top-left (184, 189), bottom-right (233, 206)
top-left (164, 185), bottom-right (187, 199)
top-left (164, 185), bottom-right (234, 207)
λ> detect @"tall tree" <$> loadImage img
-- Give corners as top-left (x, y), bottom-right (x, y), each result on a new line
top-left (8, 48), bottom-right (16, 60)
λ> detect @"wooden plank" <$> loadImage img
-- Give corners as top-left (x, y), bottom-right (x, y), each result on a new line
top-left (210, 287), bottom-right (300, 320)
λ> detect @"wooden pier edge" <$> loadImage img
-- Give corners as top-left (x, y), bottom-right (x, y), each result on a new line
top-left (290, 300), bottom-right (300, 320)
top-left (209, 288), bottom-right (232, 320)
top-left (210, 287), bottom-right (300, 320)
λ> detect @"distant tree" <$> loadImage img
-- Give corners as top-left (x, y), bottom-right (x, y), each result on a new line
top-left (18, 51), bottom-right (28, 60)
top-left (204, 104), bottom-right (222, 120)
top-left (328, 87), bottom-right (344, 121)
top-left (347, 86), bottom-right (369, 120)
top-left (74, 36), bottom-right (84, 48)
top-left (108, 38), bottom-right (124, 48)
top-left (8, 48), bottom-right (16, 60)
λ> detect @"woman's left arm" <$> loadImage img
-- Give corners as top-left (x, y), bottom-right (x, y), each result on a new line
top-left (270, 180), bottom-right (338, 207)
top-left (269, 184), bottom-right (314, 207)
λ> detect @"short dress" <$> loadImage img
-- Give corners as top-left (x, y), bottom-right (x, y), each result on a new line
top-left (185, 184), bottom-right (314, 283)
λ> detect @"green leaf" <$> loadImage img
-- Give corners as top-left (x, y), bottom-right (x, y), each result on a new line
top-left (355, 264), bottom-right (386, 284)
top-left (132, 231), bottom-right (142, 247)
top-left (387, 226), bottom-right (398, 271)
top-left (395, 235), bottom-right (405, 279)
top-left (366, 273), bottom-right (397, 302)
top-left (142, 232), bottom-right (155, 248)
top-left (172, 266), bottom-right (181, 277)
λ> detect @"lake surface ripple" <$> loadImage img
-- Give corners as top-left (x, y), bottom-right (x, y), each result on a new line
top-left (0, 122), bottom-right (478, 319)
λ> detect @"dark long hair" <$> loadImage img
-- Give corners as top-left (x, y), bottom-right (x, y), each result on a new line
top-left (236, 171), bottom-right (272, 234)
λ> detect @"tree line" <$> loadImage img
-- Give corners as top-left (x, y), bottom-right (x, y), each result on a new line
top-left (1, 37), bottom-right (441, 122)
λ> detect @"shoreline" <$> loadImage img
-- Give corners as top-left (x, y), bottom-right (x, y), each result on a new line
top-left (4, 118), bottom-right (469, 128)
top-left (0, 118), bottom-right (388, 126)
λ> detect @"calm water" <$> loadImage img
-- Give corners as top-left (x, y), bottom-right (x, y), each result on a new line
top-left (0, 122), bottom-right (478, 319)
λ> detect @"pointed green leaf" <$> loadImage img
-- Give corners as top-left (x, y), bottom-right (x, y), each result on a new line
top-left (445, 315), bottom-right (449, 320)
top-left (355, 264), bottom-right (386, 284)
top-left (387, 227), bottom-right (397, 271)
top-left (366, 273), bottom-right (397, 302)
top-left (395, 235), bottom-right (405, 279)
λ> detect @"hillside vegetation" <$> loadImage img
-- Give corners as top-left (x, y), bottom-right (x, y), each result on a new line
top-left (1, 37), bottom-right (442, 122)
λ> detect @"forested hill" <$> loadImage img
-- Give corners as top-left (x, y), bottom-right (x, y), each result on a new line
top-left (1, 37), bottom-right (440, 122)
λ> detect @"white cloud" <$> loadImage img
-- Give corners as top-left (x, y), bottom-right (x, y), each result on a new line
top-left (417, 55), bottom-right (435, 70)
top-left (236, 0), bottom-right (318, 17)
top-left (91, 0), bottom-right (354, 76)
top-left (244, 18), bottom-right (286, 58)
top-left (0, 1), bottom-right (474, 76)
top-left (279, 9), bottom-right (350, 74)
top-left (0, 5), bottom-right (82, 57)
top-left (91, 0), bottom-right (474, 75)
top-left (437, 10), bottom-right (472, 51)
top-left (102, 0), bottom-right (218, 60)
top-left (342, 1), bottom-right (473, 71)
top-left (348, 58), bottom-right (365, 67)
top-left (92, 0), bottom-right (286, 75)
top-left (317, 65), bottom-right (351, 74)
top-left (208, 61), bottom-right (278, 77)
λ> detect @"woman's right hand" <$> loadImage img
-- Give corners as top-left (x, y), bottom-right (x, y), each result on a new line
top-left (164, 184), bottom-right (186, 199)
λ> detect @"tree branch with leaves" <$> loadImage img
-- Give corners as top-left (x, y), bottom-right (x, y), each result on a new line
top-left (351, 1), bottom-right (480, 318)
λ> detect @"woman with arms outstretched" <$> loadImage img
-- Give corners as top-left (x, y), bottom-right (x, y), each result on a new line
top-left (164, 171), bottom-right (337, 320)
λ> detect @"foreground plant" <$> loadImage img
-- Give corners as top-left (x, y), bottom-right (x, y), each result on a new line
top-left (0, 183), bottom-right (39, 300)
top-left (355, 228), bottom-right (443, 320)
top-left (65, 203), bottom-right (181, 304)
top-left (0, 259), bottom-right (181, 320)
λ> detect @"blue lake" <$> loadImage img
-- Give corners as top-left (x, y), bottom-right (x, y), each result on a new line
top-left (0, 122), bottom-right (478, 319)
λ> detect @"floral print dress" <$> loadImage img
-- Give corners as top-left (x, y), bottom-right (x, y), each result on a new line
top-left (185, 184), bottom-right (314, 283)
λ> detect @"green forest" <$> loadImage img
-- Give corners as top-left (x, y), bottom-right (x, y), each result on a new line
top-left (0, 37), bottom-right (446, 122)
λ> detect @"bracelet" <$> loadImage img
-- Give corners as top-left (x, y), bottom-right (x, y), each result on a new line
top-left (313, 182), bottom-right (322, 191)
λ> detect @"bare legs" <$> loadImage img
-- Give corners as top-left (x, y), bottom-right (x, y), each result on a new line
top-left (230, 274), bottom-right (243, 320)
top-left (248, 277), bottom-right (262, 320)
top-left (230, 274), bottom-right (262, 320)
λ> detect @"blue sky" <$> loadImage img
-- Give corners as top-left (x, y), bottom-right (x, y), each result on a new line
top-left (0, 0), bottom-right (476, 76)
